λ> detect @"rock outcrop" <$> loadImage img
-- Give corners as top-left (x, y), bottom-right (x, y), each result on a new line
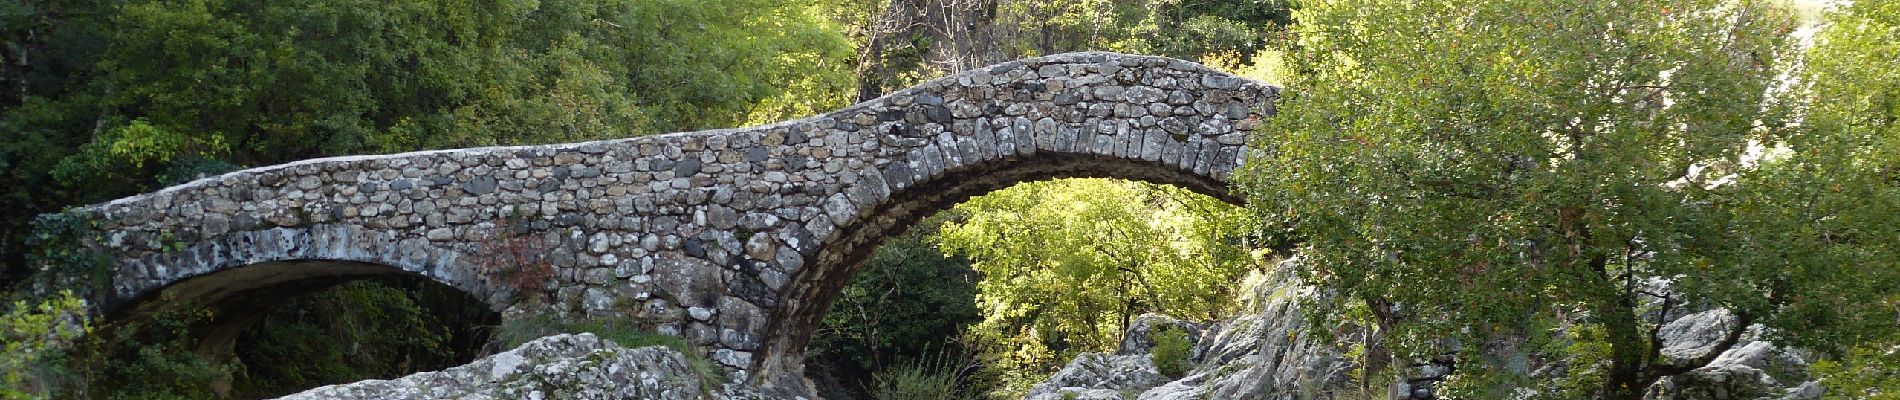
top-left (276, 333), bottom-right (726, 400)
top-left (1030, 257), bottom-right (1827, 400)
top-left (1645, 310), bottom-right (1822, 400)
top-left (1025, 353), bottom-right (1170, 400)
top-left (274, 262), bottom-right (1824, 400)
top-left (1027, 257), bottom-right (1371, 400)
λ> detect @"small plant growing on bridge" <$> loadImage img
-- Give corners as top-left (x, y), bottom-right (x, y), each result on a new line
top-left (476, 219), bottom-right (556, 304)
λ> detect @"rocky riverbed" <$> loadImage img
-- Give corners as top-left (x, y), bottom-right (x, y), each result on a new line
top-left (280, 257), bottom-right (1826, 400)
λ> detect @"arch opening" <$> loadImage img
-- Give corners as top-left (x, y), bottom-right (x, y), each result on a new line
top-left (91, 260), bottom-right (501, 399)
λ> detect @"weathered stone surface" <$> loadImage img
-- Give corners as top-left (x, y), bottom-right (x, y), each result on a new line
top-left (1026, 353), bottom-right (1169, 399)
top-left (1028, 257), bottom-right (1433, 400)
top-left (1026, 388), bottom-right (1127, 400)
top-left (275, 334), bottom-right (706, 400)
top-left (74, 51), bottom-right (1277, 396)
top-left (1644, 311), bottom-right (1821, 400)
top-left (1658, 309), bottom-right (1744, 364)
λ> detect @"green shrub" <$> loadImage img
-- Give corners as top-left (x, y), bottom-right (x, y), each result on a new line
top-left (869, 351), bottom-right (973, 400)
top-left (1151, 327), bottom-right (1192, 378)
top-left (806, 215), bottom-right (985, 399)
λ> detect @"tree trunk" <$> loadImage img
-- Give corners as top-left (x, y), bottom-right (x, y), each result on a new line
top-left (1363, 296), bottom-right (1398, 398)
top-left (1591, 254), bottom-right (1647, 400)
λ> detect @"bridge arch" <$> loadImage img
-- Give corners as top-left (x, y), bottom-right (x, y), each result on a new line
top-left (72, 52), bottom-right (1275, 397)
top-left (93, 224), bottom-right (508, 372)
top-left (746, 53), bottom-right (1274, 393)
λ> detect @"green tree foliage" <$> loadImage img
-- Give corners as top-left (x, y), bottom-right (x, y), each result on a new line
top-left (1239, 0), bottom-right (1900, 398)
top-left (1801, 1), bottom-right (1900, 398)
top-left (991, 0), bottom-right (1288, 61)
top-left (0, 291), bottom-right (88, 399)
top-left (0, 0), bottom-right (854, 282)
top-left (938, 179), bottom-right (1253, 397)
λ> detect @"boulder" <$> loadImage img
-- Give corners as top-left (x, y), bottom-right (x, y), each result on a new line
top-left (1658, 309), bottom-right (1744, 364)
top-left (1025, 388), bottom-right (1128, 400)
top-left (1646, 335), bottom-right (1819, 400)
top-left (1024, 353), bottom-right (1168, 399)
top-left (1027, 257), bottom-right (1369, 400)
top-left (275, 333), bottom-right (710, 400)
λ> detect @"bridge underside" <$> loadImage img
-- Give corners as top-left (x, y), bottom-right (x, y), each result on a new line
top-left (100, 259), bottom-right (499, 373)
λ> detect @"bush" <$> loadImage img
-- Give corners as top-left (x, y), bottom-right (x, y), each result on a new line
top-left (869, 351), bottom-right (974, 400)
top-left (474, 224), bottom-right (556, 303)
top-left (1151, 327), bottom-right (1192, 378)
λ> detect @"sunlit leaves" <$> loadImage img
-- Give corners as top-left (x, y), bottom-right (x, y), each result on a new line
top-left (940, 179), bottom-right (1252, 359)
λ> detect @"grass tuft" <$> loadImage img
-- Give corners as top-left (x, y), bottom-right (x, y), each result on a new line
top-left (493, 315), bottom-right (725, 394)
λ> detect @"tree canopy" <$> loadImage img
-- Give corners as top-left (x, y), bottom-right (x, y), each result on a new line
top-left (1240, 0), bottom-right (1900, 398)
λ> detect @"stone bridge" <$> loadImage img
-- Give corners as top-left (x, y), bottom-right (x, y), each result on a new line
top-left (69, 52), bottom-right (1277, 396)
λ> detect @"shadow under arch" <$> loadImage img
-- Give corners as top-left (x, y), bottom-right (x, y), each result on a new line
top-left (88, 225), bottom-right (510, 397)
top-left (103, 258), bottom-right (500, 359)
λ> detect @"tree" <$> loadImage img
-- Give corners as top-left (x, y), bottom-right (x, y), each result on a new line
top-left (1238, 0), bottom-right (1900, 398)
top-left (230, 280), bottom-right (497, 398)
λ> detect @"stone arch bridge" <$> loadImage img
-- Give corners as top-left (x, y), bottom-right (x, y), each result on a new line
top-left (68, 52), bottom-right (1277, 396)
